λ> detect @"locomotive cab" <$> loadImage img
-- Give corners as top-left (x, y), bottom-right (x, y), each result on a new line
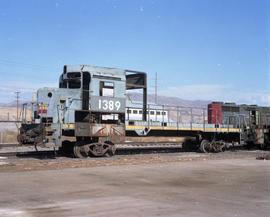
top-left (59, 65), bottom-right (128, 157)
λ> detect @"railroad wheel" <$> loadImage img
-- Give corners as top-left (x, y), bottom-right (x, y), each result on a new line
top-left (88, 143), bottom-right (109, 157)
top-left (218, 140), bottom-right (226, 152)
top-left (73, 141), bottom-right (116, 158)
top-left (73, 143), bottom-right (88, 158)
top-left (104, 141), bottom-right (116, 157)
top-left (200, 140), bottom-right (211, 153)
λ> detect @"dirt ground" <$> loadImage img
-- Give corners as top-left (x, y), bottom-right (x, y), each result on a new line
top-left (0, 150), bottom-right (269, 217)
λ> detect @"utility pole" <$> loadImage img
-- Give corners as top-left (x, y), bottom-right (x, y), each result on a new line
top-left (155, 72), bottom-right (158, 104)
top-left (14, 91), bottom-right (20, 122)
top-left (31, 91), bottom-right (36, 122)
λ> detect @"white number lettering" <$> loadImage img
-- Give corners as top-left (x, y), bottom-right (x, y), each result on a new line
top-left (98, 99), bottom-right (121, 111)
top-left (115, 101), bottom-right (120, 110)
top-left (103, 100), bottom-right (108, 110)
top-left (109, 100), bottom-right (114, 110)
top-left (99, 99), bottom-right (102, 109)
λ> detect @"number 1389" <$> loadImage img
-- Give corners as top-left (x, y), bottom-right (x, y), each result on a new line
top-left (98, 99), bottom-right (121, 111)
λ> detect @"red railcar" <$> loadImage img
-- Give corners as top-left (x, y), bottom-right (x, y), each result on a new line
top-left (208, 102), bottom-right (222, 124)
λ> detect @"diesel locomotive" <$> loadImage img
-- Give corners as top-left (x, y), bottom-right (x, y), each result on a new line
top-left (208, 102), bottom-right (270, 149)
top-left (18, 65), bottom-right (147, 157)
top-left (18, 65), bottom-right (270, 157)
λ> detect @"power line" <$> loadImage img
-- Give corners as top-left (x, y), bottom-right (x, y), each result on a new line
top-left (14, 91), bottom-right (20, 122)
top-left (155, 72), bottom-right (158, 104)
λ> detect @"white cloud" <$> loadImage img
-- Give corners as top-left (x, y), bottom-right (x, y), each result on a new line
top-left (0, 81), bottom-right (57, 93)
top-left (158, 84), bottom-right (270, 106)
top-left (231, 91), bottom-right (270, 105)
top-left (0, 81), bottom-right (58, 102)
top-left (159, 84), bottom-right (228, 100)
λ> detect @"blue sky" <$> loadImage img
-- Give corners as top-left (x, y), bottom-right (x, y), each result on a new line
top-left (0, 0), bottom-right (269, 105)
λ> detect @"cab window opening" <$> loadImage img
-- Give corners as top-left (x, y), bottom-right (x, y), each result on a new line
top-left (64, 72), bottom-right (81, 89)
top-left (100, 81), bottom-right (114, 97)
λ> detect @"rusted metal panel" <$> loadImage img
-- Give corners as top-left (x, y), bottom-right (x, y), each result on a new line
top-left (91, 124), bottom-right (125, 137)
top-left (75, 122), bottom-right (125, 137)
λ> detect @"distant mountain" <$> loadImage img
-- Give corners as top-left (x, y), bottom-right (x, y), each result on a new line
top-left (0, 101), bottom-right (32, 108)
top-left (127, 92), bottom-right (210, 108)
top-left (126, 92), bottom-right (211, 123)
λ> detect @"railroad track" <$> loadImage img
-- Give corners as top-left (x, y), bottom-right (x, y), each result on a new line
top-left (0, 142), bottom-right (183, 148)
top-left (0, 143), bottom-right (18, 148)
top-left (116, 142), bottom-right (182, 149)
top-left (0, 142), bottom-right (183, 158)
top-left (0, 150), bottom-right (57, 158)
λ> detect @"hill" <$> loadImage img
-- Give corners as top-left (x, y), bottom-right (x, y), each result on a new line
top-left (127, 92), bottom-right (210, 108)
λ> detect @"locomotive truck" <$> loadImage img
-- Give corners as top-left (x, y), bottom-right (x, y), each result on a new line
top-left (18, 65), bottom-right (270, 157)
